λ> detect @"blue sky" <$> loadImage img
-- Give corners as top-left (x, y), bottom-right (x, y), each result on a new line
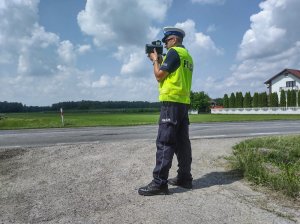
top-left (1, 0), bottom-right (300, 106)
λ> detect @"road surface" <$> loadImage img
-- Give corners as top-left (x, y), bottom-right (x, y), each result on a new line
top-left (1, 120), bottom-right (300, 147)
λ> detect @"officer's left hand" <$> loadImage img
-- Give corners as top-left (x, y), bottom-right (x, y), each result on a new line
top-left (148, 48), bottom-right (158, 62)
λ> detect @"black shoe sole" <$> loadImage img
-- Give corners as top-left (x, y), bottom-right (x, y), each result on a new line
top-left (138, 189), bottom-right (169, 196)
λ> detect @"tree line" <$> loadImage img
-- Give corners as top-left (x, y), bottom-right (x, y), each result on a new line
top-left (223, 89), bottom-right (300, 108)
top-left (0, 101), bottom-right (161, 113)
top-left (3, 89), bottom-right (297, 114)
top-left (0, 92), bottom-right (212, 113)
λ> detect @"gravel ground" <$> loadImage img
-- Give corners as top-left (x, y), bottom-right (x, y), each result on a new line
top-left (0, 138), bottom-right (299, 224)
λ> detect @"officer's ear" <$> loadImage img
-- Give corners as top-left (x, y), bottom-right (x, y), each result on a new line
top-left (176, 37), bottom-right (183, 44)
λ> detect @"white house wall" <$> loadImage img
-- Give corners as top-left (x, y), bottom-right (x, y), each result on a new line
top-left (270, 73), bottom-right (300, 99)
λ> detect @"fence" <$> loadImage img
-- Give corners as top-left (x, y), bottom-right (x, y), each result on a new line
top-left (211, 107), bottom-right (300, 114)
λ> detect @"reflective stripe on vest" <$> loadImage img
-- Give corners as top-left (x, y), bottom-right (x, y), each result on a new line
top-left (159, 46), bottom-right (193, 104)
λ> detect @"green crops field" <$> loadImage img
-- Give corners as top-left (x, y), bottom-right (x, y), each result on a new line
top-left (1, 112), bottom-right (300, 130)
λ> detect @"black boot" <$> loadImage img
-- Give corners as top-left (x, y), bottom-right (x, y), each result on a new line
top-left (138, 181), bottom-right (169, 196)
top-left (168, 177), bottom-right (192, 189)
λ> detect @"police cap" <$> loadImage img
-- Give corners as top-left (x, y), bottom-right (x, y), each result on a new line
top-left (162, 27), bottom-right (185, 43)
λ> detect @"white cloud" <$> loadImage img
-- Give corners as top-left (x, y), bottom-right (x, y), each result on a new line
top-left (147, 26), bottom-right (160, 41)
top-left (58, 42), bottom-right (91, 65)
top-left (88, 74), bottom-right (159, 102)
top-left (15, 24), bottom-right (60, 76)
top-left (113, 46), bottom-right (148, 76)
top-left (58, 40), bottom-right (76, 65)
top-left (120, 52), bottom-right (146, 75)
top-left (77, 44), bottom-right (91, 54)
top-left (92, 75), bottom-right (110, 88)
top-left (0, 0), bottom-right (99, 105)
top-left (215, 0), bottom-right (300, 97)
top-left (77, 0), bottom-right (172, 47)
top-left (174, 19), bottom-right (223, 56)
top-left (238, 0), bottom-right (300, 61)
top-left (0, 0), bottom-right (63, 76)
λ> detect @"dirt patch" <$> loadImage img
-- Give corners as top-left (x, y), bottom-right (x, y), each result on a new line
top-left (0, 148), bottom-right (28, 160)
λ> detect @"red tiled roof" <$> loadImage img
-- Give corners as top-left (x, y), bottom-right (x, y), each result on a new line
top-left (286, 69), bottom-right (300, 78)
top-left (264, 68), bottom-right (300, 84)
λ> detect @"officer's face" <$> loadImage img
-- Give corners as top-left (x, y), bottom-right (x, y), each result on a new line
top-left (164, 36), bottom-right (175, 49)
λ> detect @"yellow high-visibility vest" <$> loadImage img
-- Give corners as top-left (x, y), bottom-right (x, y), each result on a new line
top-left (159, 46), bottom-right (193, 104)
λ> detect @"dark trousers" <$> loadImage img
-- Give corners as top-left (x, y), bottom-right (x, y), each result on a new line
top-left (152, 102), bottom-right (192, 186)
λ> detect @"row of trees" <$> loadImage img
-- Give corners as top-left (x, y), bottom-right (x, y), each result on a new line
top-left (223, 89), bottom-right (300, 108)
top-left (8, 88), bottom-right (298, 113)
top-left (51, 101), bottom-right (161, 110)
top-left (0, 101), bottom-right (161, 113)
top-left (1, 92), bottom-right (212, 113)
top-left (0, 102), bottom-right (54, 113)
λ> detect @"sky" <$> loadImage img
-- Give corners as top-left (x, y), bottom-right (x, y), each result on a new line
top-left (1, 0), bottom-right (300, 106)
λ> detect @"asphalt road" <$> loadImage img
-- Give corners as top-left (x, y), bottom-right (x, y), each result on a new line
top-left (1, 120), bottom-right (300, 147)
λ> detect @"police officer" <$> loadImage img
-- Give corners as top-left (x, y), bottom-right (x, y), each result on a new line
top-left (138, 27), bottom-right (194, 196)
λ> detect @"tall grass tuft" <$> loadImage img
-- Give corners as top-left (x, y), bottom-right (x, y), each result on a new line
top-left (230, 136), bottom-right (300, 198)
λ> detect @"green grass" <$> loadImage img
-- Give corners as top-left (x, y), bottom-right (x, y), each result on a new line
top-left (1, 112), bottom-right (300, 130)
top-left (229, 135), bottom-right (300, 198)
top-left (0, 112), bottom-right (159, 129)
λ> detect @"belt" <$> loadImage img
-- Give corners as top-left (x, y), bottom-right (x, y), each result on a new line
top-left (161, 101), bottom-right (188, 106)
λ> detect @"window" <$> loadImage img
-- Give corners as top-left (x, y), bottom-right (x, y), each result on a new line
top-left (286, 81), bottom-right (296, 87)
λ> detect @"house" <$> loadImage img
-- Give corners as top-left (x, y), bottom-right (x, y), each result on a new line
top-left (264, 68), bottom-right (300, 99)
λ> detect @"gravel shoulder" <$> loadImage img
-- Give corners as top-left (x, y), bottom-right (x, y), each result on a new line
top-left (0, 138), bottom-right (299, 223)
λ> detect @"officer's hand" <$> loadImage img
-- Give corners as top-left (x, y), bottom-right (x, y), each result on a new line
top-left (157, 54), bottom-right (163, 64)
top-left (149, 48), bottom-right (158, 62)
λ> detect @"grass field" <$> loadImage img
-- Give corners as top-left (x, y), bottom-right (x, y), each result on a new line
top-left (229, 135), bottom-right (300, 198)
top-left (1, 112), bottom-right (300, 130)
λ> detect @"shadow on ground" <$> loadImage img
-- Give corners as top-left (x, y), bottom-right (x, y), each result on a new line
top-left (170, 170), bottom-right (243, 194)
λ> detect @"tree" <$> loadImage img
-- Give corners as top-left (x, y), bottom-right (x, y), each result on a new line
top-left (270, 92), bottom-right (279, 107)
top-left (291, 90), bottom-right (296, 107)
top-left (235, 92), bottom-right (243, 108)
top-left (243, 92), bottom-right (252, 108)
top-left (260, 92), bottom-right (268, 107)
top-left (298, 91), bottom-right (300, 107)
top-left (287, 90), bottom-right (292, 107)
top-left (252, 92), bottom-right (259, 107)
top-left (223, 94), bottom-right (229, 108)
top-left (0, 101), bottom-right (23, 113)
top-left (214, 98), bottom-right (223, 107)
top-left (229, 92), bottom-right (235, 108)
top-left (190, 91), bottom-right (210, 113)
top-left (280, 90), bottom-right (286, 107)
